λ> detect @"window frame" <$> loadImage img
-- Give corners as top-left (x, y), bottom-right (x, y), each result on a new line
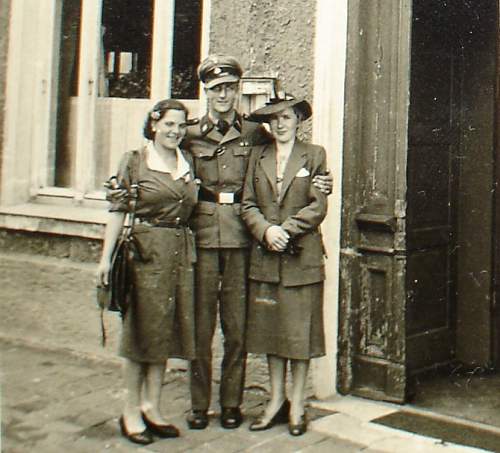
top-left (30, 0), bottom-right (207, 205)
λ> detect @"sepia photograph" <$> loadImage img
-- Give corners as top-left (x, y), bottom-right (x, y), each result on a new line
top-left (1, 0), bottom-right (500, 452)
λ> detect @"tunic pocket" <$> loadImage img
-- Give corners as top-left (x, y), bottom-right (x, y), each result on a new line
top-left (233, 146), bottom-right (252, 178)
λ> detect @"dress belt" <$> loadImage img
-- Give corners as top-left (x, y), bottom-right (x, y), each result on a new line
top-left (136, 217), bottom-right (188, 228)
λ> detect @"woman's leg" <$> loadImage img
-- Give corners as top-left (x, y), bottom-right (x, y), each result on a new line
top-left (261, 354), bottom-right (287, 420)
top-left (122, 358), bottom-right (147, 432)
top-left (289, 359), bottom-right (310, 424)
top-left (142, 361), bottom-right (168, 424)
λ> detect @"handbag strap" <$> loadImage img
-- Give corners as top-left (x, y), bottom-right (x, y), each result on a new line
top-left (126, 150), bottom-right (140, 231)
top-left (100, 150), bottom-right (140, 348)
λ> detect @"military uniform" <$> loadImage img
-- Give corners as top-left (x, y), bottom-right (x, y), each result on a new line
top-left (185, 112), bottom-right (269, 413)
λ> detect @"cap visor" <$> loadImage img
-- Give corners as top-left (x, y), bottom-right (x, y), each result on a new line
top-left (205, 74), bottom-right (240, 89)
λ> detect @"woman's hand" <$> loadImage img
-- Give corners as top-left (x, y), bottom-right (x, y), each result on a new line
top-left (264, 225), bottom-right (290, 252)
top-left (106, 187), bottom-right (128, 204)
top-left (96, 258), bottom-right (111, 288)
top-left (312, 170), bottom-right (333, 195)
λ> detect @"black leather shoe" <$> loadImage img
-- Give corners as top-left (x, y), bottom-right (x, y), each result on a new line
top-left (288, 413), bottom-right (307, 436)
top-left (186, 410), bottom-right (209, 430)
top-left (119, 416), bottom-right (154, 445)
top-left (220, 407), bottom-right (243, 429)
top-left (142, 412), bottom-right (180, 438)
top-left (249, 399), bottom-right (290, 431)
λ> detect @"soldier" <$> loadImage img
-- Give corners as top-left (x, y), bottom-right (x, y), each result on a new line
top-left (185, 55), bottom-right (333, 430)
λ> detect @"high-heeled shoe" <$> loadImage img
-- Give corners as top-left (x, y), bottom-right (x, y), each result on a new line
top-left (249, 399), bottom-right (290, 431)
top-left (119, 416), bottom-right (154, 445)
top-left (288, 413), bottom-right (307, 436)
top-left (141, 412), bottom-right (180, 438)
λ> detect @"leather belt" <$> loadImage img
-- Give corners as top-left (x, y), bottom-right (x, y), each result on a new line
top-left (136, 217), bottom-right (187, 228)
top-left (198, 186), bottom-right (242, 204)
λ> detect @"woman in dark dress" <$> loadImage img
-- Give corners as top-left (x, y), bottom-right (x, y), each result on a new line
top-left (241, 95), bottom-right (328, 436)
top-left (96, 99), bottom-right (198, 445)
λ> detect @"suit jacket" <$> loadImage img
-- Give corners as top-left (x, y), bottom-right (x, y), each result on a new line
top-left (241, 140), bottom-right (328, 287)
top-left (184, 114), bottom-right (270, 248)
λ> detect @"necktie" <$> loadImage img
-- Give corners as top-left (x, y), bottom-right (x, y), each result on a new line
top-left (217, 120), bottom-right (230, 136)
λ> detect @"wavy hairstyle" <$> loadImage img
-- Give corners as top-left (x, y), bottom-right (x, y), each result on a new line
top-left (143, 99), bottom-right (190, 141)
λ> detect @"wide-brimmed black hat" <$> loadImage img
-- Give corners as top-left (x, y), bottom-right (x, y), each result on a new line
top-left (247, 93), bottom-right (312, 123)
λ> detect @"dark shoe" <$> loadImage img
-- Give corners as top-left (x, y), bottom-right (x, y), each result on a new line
top-left (220, 407), bottom-right (243, 429)
top-left (119, 416), bottom-right (154, 445)
top-left (288, 414), bottom-right (307, 436)
top-left (142, 412), bottom-right (179, 438)
top-left (186, 409), bottom-right (209, 430)
top-left (249, 399), bottom-right (290, 431)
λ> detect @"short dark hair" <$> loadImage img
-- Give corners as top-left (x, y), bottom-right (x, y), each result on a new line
top-left (143, 99), bottom-right (189, 140)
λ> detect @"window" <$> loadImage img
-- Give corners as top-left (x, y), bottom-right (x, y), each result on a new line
top-left (38, 0), bottom-right (204, 199)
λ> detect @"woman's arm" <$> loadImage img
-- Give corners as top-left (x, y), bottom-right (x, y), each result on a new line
top-left (96, 211), bottom-right (126, 287)
top-left (281, 146), bottom-right (328, 237)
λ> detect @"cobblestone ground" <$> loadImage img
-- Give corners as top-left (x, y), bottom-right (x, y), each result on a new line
top-left (1, 253), bottom-right (358, 452)
top-left (1, 340), bottom-right (363, 453)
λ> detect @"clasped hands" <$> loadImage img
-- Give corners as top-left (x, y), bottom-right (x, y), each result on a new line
top-left (264, 225), bottom-right (290, 252)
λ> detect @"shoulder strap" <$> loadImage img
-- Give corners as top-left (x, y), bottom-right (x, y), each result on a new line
top-left (127, 150), bottom-right (140, 227)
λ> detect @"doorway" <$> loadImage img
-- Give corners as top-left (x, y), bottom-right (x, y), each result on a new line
top-left (407, 0), bottom-right (500, 423)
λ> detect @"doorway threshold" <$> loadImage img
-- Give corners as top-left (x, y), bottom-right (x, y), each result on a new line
top-left (373, 408), bottom-right (500, 453)
top-left (411, 370), bottom-right (500, 429)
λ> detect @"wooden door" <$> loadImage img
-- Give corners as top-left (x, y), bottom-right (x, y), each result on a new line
top-left (338, 0), bottom-right (412, 402)
top-left (405, 1), bottom-right (462, 376)
top-left (339, 0), bottom-right (497, 402)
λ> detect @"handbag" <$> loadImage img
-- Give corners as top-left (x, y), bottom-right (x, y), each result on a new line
top-left (97, 150), bottom-right (140, 344)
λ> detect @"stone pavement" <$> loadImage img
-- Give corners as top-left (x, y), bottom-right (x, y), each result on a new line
top-left (0, 252), bottom-right (495, 452)
top-left (2, 339), bottom-right (492, 453)
top-left (1, 339), bottom-right (363, 452)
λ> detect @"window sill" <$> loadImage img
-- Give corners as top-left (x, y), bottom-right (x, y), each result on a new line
top-left (0, 203), bottom-right (108, 239)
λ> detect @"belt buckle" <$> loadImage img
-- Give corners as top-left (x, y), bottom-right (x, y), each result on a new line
top-left (218, 192), bottom-right (234, 204)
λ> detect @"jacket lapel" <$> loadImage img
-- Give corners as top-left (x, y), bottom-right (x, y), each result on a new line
top-left (258, 144), bottom-right (278, 198)
top-left (278, 140), bottom-right (307, 204)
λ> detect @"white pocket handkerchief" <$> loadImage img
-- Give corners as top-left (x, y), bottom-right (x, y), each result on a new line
top-left (295, 167), bottom-right (310, 177)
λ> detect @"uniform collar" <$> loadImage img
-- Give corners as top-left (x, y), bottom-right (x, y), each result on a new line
top-left (200, 113), bottom-right (242, 136)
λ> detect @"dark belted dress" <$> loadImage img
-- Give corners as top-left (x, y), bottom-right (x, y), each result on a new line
top-left (109, 148), bottom-right (198, 363)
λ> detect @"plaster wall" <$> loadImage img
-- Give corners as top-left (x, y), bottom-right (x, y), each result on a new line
top-left (210, 0), bottom-right (348, 398)
top-left (209, 0), bottom-right (316, 135)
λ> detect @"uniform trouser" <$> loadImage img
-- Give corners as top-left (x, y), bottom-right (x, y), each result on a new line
top-left (190, 247), bottom-right (249, 411)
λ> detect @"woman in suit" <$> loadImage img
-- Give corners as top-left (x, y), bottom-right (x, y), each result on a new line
top-left (241, 95), bottom-right (328, 436)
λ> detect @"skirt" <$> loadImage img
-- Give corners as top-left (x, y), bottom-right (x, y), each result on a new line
top-left (119, 225), bottom-right (196, 363)
top-left (246, 280), bottom-right (325, 360)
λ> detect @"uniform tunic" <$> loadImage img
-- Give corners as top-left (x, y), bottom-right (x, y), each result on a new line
top-left (241, 140), bottom-right (328, 360)
top-left (109, 148), bottom-right (198, 363)
top-left (183, 115), bottom-right (270, 410)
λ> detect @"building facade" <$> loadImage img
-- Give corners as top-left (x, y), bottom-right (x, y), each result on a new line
top-left (2, 0), bottom-right (500, 409)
